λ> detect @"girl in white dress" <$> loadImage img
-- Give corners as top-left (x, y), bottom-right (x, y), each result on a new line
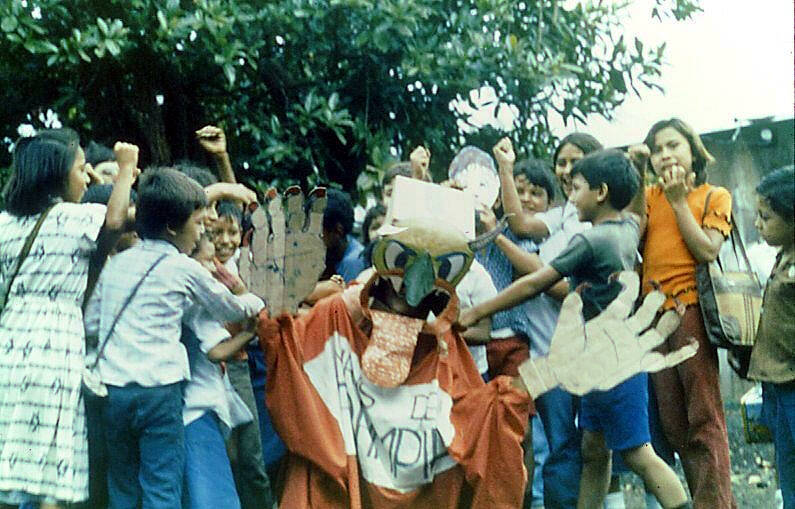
top-left (0, 129), bottom-right (137, 508)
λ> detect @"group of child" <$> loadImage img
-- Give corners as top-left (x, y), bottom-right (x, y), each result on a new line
top-left (0, 116), bottom-right (792, 509)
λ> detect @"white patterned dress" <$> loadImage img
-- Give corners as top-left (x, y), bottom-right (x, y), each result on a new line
top-left (0, 201), bottom-right (106, 503)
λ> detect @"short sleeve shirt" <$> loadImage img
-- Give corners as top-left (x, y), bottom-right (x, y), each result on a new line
top-left (550, 217), bottom-right (640, 320)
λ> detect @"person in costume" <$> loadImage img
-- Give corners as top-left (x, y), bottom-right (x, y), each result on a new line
top-left (247, 189), bottom-right (697, 509)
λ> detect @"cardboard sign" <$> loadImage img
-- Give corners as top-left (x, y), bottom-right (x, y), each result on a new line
top-left (383, 176), bottom-right (475, 240)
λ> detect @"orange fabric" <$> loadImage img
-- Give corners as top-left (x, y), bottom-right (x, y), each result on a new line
top-left (642, 184), bottom-right (732, 309)
top-left (258, 292), bottom-right (534, 509)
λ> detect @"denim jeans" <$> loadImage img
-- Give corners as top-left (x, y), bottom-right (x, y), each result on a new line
top-left (103, 383), bottom-right (185, 509)
top-left (183, 412), bottom-right (241, 509)
top-left (534, 387), bottom-right (582, 509)
top-left (762, 382), bottom-right (795, 509)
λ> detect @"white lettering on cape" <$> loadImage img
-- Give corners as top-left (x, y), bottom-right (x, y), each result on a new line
top-left (303, 332), bottom-right (457, 492)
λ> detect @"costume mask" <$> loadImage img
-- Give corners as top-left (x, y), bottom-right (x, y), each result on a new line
top-left (362, 218), bottom-right (501, 387)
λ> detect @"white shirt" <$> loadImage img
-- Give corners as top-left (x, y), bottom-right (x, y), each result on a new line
top-left (84, 239), bottom-right (264, 387)
top-left (182, 308), bottom-right (253, 431)
top-left (454, 259), bottom-right (498, 375)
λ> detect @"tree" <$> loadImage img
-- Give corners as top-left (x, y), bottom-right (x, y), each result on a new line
top-left (0, 0), bottom-right (701, 202)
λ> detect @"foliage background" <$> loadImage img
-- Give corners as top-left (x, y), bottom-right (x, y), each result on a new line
top-left (0, 0), bottom-right (700, 205)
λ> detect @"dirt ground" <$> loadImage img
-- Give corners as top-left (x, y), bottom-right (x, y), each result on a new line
top-left (621, 403), bottom-right (779, 508)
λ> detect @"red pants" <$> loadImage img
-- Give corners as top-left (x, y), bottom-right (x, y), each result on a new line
top-left (651, 304), bottom-right (736, 509)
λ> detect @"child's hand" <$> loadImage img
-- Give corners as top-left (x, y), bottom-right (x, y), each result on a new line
top-left (113, 142), bottom-right (140, 177)
top-left (477, 203), bottom-right (497, 231)
top-left (206, 182), bottom-right (258, 205)
top-left (660, 164), bottom-right (693, 205)
top-left (212, 258), bottom-right (246, 294)
top-left (85, 163), bottom-right (104, 186)
top-left (493, 137), bottom-right (515, 169)
top-left (196, 125), bottom-right (227, 155)
top-left (409, 146), bottom-right (431, 180)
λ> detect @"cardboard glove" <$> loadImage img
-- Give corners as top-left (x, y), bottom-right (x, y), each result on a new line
top-left (238, 187), bottom-right (327, 314)
top-left (518, 271), bottom-right (698, 398)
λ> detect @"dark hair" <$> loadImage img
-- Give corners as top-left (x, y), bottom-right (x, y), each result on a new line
top-left (81, 183), bottom-right (137, 205)
top-left (513, 158), bottom-right (556, 202)
top-left (571, 149), bottom-right (640, 210)
top-left (756, 166), bottom-right (795, 220)
top-left (216, 200), bottom-right (243, 227)
top-left (85, 141), bottom-right (114, 166)
top-left (323, 188), bottom-right (355, 235)
top-left (174, 161), bottom-right (218, 187)
top-left (553, 133), bottom-right (603, 166)
top-left (361, 204), bottom-right (387, 245)
top-left (643, 118), bottom-right (714, 185)
top-left (3, 129), bottom-right (80, 216)
top-left (381, 162), bottom-right (413, 188)
top-left (135, 167), bottom-right (207, 239)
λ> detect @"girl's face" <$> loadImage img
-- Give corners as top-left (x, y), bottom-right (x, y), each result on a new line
top-left (755, 197), bottom-right (794, 249)
top-left (555, 143), bottom-right (585, 198)
top-left (514, 174), bottom-right (549, 213)
top-left (212, 215), bottom-right (242, 263)
top-left (649, 127), bottom-right (694, 176)
top-left (65, 147), bottom-right (90, 203)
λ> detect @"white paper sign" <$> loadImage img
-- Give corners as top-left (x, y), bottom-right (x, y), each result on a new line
top-left (385, 176), bottom-right (476, 240)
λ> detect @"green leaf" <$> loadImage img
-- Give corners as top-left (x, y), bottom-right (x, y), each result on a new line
top-left (157, 10), bottom-right (168, 31)
top-left (97, 17), bottom-right (109, 35)
top-left (223, 62), bottom-right (236, 85)
top-left (404, 252), bottom-right (435, 307)
top-left (106, 39), bottom-right (120, 56)
top-left (1, 16), bottom-right (18, 33)
top-left (609, 68), bottom-right (627, 94)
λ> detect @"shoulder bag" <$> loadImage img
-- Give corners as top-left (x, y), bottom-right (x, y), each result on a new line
top-left (0, 206), bottom-right (54, 316)
top-left (82, 253), bottom-right (168, 397)
top-left (695, 190), bottom-right (762, 377)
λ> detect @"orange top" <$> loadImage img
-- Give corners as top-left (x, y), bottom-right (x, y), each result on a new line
top-left (642, 184), bottom-right (732, 309)
top-left (258, 286), bottom-right (534, 509)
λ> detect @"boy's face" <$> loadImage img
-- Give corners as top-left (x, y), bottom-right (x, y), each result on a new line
top-left (568, 174), bottom-right (601, 223)
top-left (169, 208), bottom-right (206, 254)
top-left (755, 197), bottom-right (793, 248)
top-left (211, 215), bottom-right (242, 263)
top-left (514, 174), bottom-right (549, 214)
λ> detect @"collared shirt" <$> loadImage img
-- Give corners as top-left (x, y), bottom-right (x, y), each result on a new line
top-left (182, 307), bottom-right (253, 431)
top-left (454, 259), bottom-right (497, 374)
top-left (336, 235), bottom-right (366, 283)
top-left (84, 239), bottom-right (264, 387)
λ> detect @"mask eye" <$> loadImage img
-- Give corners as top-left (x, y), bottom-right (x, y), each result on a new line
top-left (436, 252), bottom-right (468, 283)
top-left (383, 240), bottom-right (415, 271)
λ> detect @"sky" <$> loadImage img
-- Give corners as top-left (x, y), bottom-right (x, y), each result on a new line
top-left (546, 0), bottom-right (795, 147)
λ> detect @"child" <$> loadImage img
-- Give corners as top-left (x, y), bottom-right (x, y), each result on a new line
top-left (747, 166), bottom-right (795, 509)
top-left (84, 168), bottom-right (264, 509)
top-left (460, 148), bottom-right (690, 509)
top-left (637, 118), bottom-right (734, 509)
top-left (478, 149), bottom-right (580, 509)
top-left (0, 130), bottom-right (136, 508)
top-left (210, 200), bottom-right (275, 509)
top-left (182, 233), bottom-right (267, 509)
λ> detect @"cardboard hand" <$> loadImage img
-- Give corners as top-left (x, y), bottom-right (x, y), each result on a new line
top-left (517, 271), bottom-right (698, 397)
top-left (238, 187), bottom-right (327, 314)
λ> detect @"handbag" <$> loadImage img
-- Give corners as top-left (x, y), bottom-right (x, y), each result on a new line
top-left (0, 205), bottom-right (54, 315)
top-left (82, 253), bottom-right (168, 397)
top-left (695, 190), bottom-right (762, 376)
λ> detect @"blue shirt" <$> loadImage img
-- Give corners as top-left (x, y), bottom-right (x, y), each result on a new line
top-left (336, 234), bottom-right (366, 283)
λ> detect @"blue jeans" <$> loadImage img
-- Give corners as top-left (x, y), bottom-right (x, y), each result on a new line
top-left (534, 387), bottom-right (582, 509)
top-left (183, 412), bottom-right (241, 509)
top-left (103, 383), bottom-right (185, 509)
top-left (762, 382), bottom-right (795, 509)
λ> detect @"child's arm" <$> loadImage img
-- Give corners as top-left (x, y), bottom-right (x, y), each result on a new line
top-left (459, 265), bottom-right (562, 328)
top-left (494, 234), bottom-right (570, 301)
top-left (207, 319), bottom-right (257, 362)
top-left (460, 316), bottom-right (492, 344)
top-left (204, 182), bottom-right (257, 205)
top-left (196, 125), bottom-right (237, 184)
top-left (493, 138), bottom-right (550, 240)
top-left (303, 276), bottom-right (345, 305)
top-left (187, 262), bottom-right (264, 324)
top-left (663, 165), bottom-right (724, 263)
